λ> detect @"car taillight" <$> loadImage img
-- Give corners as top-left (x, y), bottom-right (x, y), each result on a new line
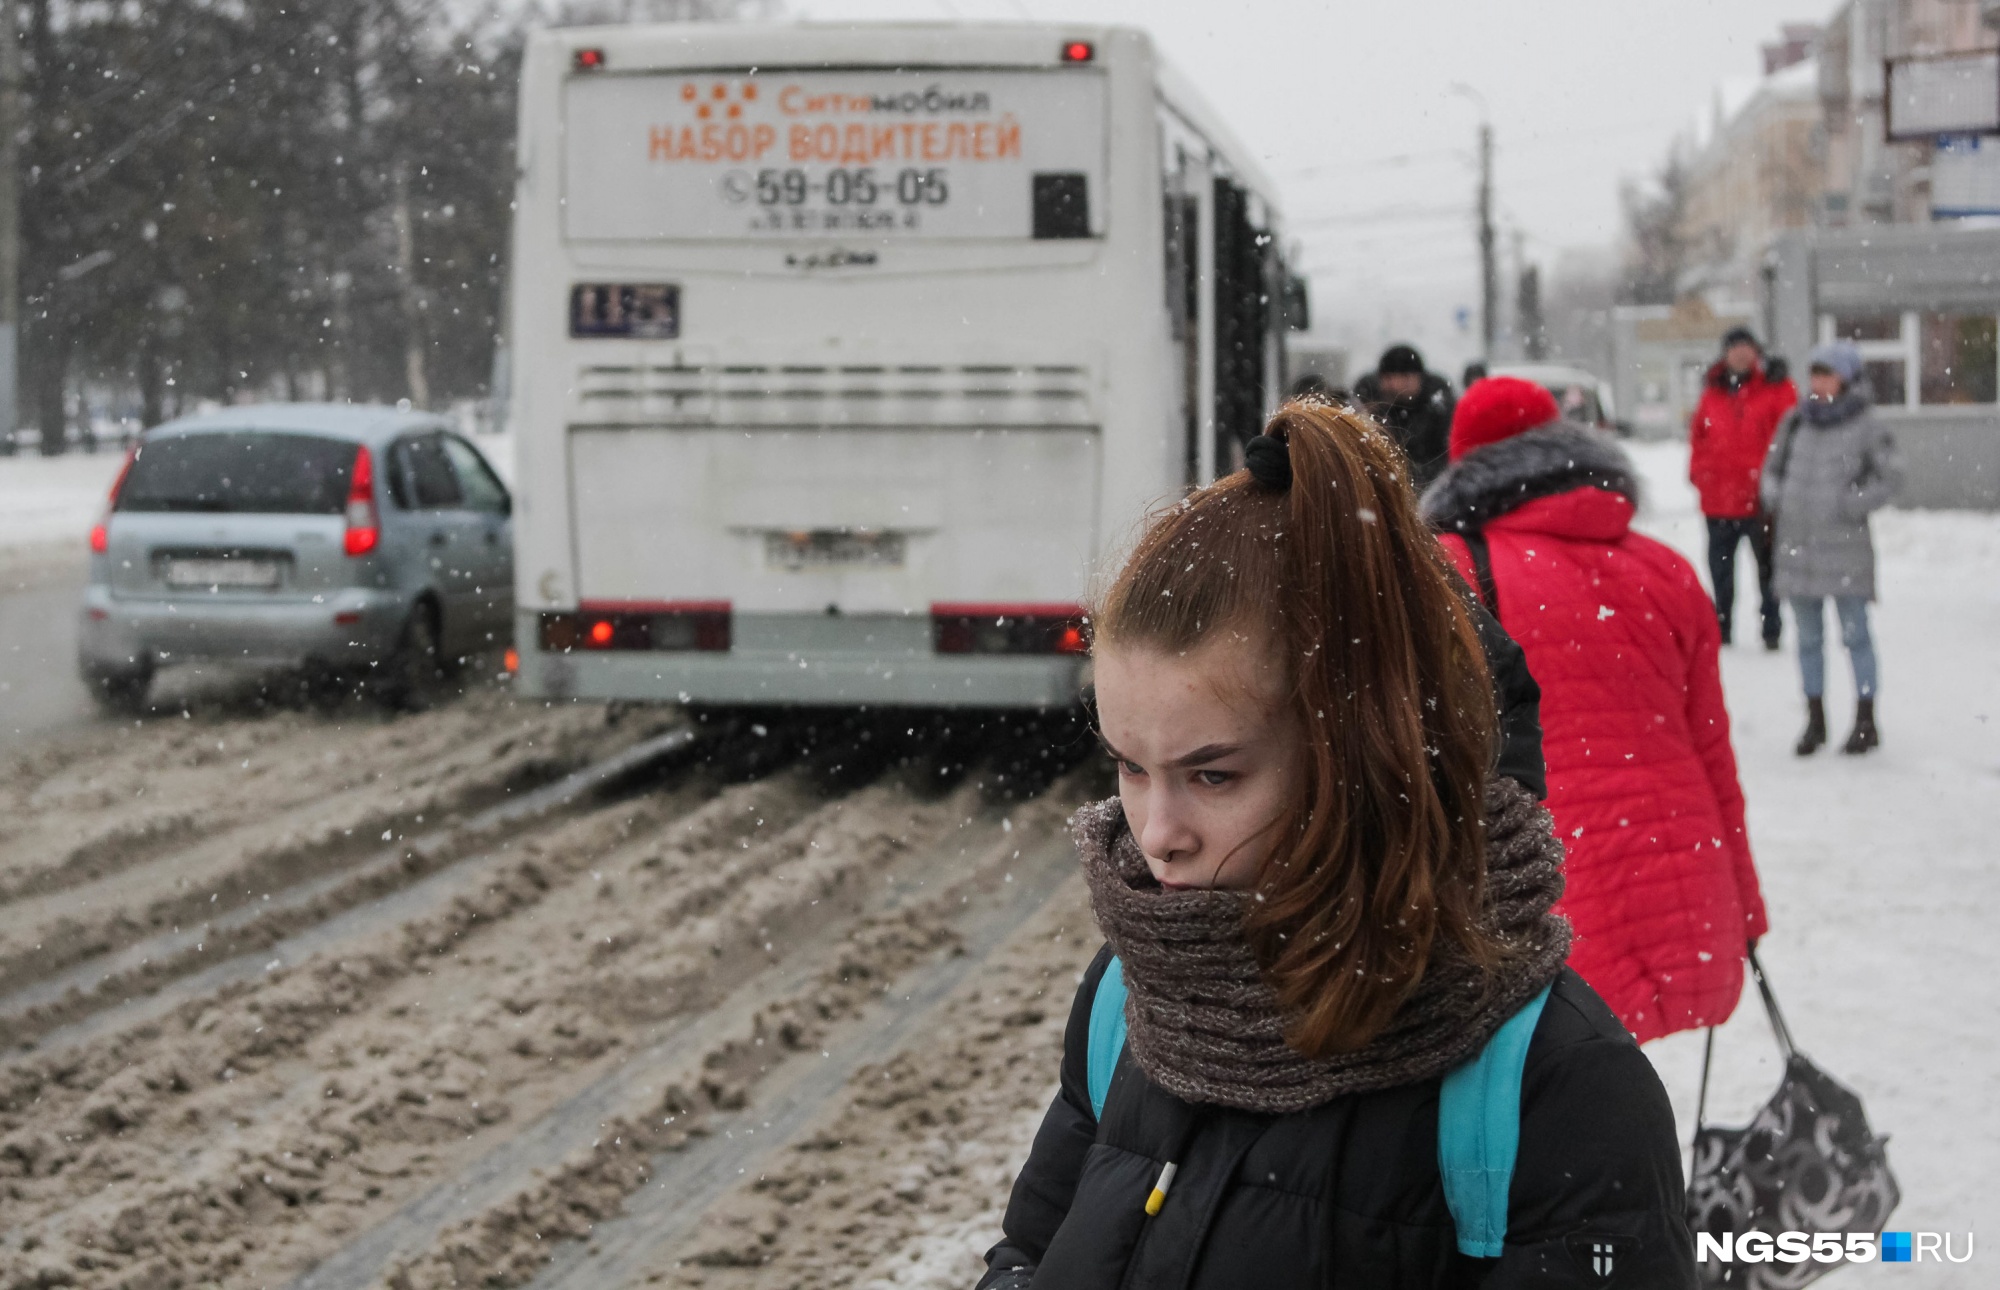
top-left (539, 602), bottom-right (732, 653)
top-left (343, 444), bottom-right (380, 557)
top-left (932, 604), bottom-right (1090, 655)
top-left (90, 445), bottom-right (139, 553)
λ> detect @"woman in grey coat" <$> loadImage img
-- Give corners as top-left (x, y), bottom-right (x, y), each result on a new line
top-left (1760, 340), bottom-right (1903, 755)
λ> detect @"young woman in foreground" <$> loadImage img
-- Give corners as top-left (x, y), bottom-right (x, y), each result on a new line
top-left (978, 403), bottom-right (1694, 1288)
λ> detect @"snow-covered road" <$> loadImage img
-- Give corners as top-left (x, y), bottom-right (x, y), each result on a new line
top-left (1628, 442), bottom-right (1997, 1284)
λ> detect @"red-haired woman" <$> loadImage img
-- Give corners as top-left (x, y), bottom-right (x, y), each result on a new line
top-left (1422, 376), bottom-right (1767, 1044)
top-left (977, 404), bottom-right (1691, 1288)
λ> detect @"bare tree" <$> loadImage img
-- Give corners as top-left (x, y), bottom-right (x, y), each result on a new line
top-left (1618, 148), bottom-right (1692, 306)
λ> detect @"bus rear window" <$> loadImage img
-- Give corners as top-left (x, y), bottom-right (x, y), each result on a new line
top-left (563, 68), bottom-right (1106, 241)
top-left (117, 432), bottom-right (357, 515)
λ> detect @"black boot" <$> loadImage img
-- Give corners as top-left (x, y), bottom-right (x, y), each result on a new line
top-left (1842, 698), bottom-right (1879, 755)
top-left (1795, 698), bottom-right (1827, 756)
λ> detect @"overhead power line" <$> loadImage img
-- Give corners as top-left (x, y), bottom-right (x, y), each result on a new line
top-left (1288, 203), bottom-right (1473, 231)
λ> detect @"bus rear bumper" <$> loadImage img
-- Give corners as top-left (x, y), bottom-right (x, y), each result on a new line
top-left (519, 645), bottom-right (1084, 709)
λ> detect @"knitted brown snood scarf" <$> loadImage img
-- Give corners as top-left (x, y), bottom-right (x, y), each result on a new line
top-left (1076, 777), bottom-right (1571, 1115)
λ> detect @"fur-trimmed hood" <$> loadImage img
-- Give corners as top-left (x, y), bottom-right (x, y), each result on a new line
top-left (1419, 422), bottom-right (1640, 533)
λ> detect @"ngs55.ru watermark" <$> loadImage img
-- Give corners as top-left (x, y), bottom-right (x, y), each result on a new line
top-left (1698, 1231), bottom-right (1974, 1265)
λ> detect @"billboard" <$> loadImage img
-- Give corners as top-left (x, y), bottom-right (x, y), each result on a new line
top-left (562, 69), bottom-right (1108, 241)
top-left (1886, 51), bottom-right (2000, 141)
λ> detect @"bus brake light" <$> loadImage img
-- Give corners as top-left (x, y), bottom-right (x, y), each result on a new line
top-left (933, 604), bottom-right (1090, 655)
top-left (540, 602), bottom-right (732, 653)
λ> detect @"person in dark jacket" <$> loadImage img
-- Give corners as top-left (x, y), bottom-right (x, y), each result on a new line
top-left (1287, 371), bottom-right (1353, 409)
top-left (978, 401), bottom-right (1693, 1290)
top-left (1354, 343), bottom-right (1456, 488)
top-left (1761, 340), bottom-right (1903, 756)
top-left (1688, 326), bottom-right (1797, 648)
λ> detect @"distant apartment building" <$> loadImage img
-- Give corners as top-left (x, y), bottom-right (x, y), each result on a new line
top-left (1817, 0), bottom-right (2000, 224)
top-left (1679, 32), bottom-right (1824, 305)
top-left (1613, 32), bottom-right (1821, 437)
top-left (1617, 4), bottom-right (2000, 505)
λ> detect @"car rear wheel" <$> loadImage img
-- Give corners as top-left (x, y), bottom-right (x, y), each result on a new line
top-left (87, 665), bottom-right (153, 717)
top-left (379, 604), bottom-right (450, 712)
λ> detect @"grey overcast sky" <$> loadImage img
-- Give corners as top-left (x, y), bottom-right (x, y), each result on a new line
top-left (788, 0), bottom-right (1836, 373)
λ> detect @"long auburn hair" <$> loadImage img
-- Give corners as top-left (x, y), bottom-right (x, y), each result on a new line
top-left (1092, 401), bottom-right (1505, 1056)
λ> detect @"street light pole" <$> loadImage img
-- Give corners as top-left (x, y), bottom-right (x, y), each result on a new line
top-left (1451, 83), bottom-right (1497, 364)
top-left (1478, 121), bottom-right (1496, 361)
top-left (0, 0), bottom-right (19, 449)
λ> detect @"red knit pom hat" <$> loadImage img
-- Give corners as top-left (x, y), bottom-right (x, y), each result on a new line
top-left (1448, 376), bottom-right (1561, 461)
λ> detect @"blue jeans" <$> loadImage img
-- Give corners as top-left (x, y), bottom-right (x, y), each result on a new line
top-left (1791, 596), bottom-right (1877, 699)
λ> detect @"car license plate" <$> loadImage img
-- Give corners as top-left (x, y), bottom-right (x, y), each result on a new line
top-left (765, 529), bottom-right (906, 571)
top-left (165, 558), bottom-right (282, 589)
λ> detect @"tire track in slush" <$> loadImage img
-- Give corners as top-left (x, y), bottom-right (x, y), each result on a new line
top-left (519, 829), bottom-right (1075, 1290)
top-left (0, 700), bottom-right (625, 1006)
top-left (0, 761), bottom-right (824, 1287)
top-left (287, 815), bottom-right (1067, 1290)
top-left (5, 726), bottom-right (698, 1053)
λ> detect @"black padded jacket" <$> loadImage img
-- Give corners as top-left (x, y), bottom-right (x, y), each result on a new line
top-left (977, 955), bottom-right (1695, 1290)
top-left (1356, 370), bottom-right (1457, 489)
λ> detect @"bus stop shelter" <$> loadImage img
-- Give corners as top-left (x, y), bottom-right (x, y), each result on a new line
top-left (1768, 221), bottom-right (2000, 510)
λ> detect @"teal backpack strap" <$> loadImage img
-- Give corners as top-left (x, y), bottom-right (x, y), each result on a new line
top-left (1086, 956), bottom-right (1129, 1121)
top-left (1437, 983), bottom-right (1554, 1258)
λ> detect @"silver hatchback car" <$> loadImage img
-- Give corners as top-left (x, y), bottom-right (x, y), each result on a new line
top-left (78, 404), bottom-right (514, 711)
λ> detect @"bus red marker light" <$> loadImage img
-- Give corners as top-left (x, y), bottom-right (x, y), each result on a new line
top-left (574, 47), bottom-right (606, 71)
top-left (1062, 41), bottom-right (1094, 62)
top-left (342, 445), bottom-right (380, 556)
top-left (588, 619), bottom-right (615, 646)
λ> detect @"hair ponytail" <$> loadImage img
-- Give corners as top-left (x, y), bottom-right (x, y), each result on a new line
top-left (1093, 402), bottom-right (1503, 1056)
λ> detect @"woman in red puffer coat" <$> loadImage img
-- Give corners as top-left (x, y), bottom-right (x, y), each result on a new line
top-left (1421, 377), bottom-right (1768, 1043)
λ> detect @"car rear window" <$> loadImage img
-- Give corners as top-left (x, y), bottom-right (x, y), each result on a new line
top-left (116, 432), bottom-right (358, 514)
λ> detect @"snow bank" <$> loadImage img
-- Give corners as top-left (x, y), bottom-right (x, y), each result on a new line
top-left (0, 452), bottom-right (122, 552)
top-left (1627, 441), bottom-right (1997, 1284)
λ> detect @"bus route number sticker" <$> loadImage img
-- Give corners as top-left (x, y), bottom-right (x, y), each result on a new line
top-left (563, 69), bottom-right (1106, 241)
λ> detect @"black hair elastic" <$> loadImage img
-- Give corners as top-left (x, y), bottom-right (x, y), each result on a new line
top-left (1244, 434), bottom-right (1292, 491)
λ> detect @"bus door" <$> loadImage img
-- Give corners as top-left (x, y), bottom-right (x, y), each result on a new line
top-left (1163, 146), bottom-right (1202, 488)
top-left (1211, 178), bottom-right (1272, 480)
top-left (1164, 139), bottom-right (1275, 489)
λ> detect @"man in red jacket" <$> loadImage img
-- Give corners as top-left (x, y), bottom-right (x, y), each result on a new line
top-left (1690, 327), bottom-right (1797, 648)
top-left (1422, 378), bottom-right (1768, 1043)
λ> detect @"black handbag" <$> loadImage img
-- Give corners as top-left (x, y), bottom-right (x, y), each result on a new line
top-left (1686, 952), bottom-right (1900, 1288)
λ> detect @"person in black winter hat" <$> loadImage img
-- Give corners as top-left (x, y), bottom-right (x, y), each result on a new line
top-left (1354, 343), bottom-right (1456, 488)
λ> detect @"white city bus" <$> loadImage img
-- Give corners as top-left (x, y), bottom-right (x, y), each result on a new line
top-left (508, 21), bottom-right (1302, 708)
